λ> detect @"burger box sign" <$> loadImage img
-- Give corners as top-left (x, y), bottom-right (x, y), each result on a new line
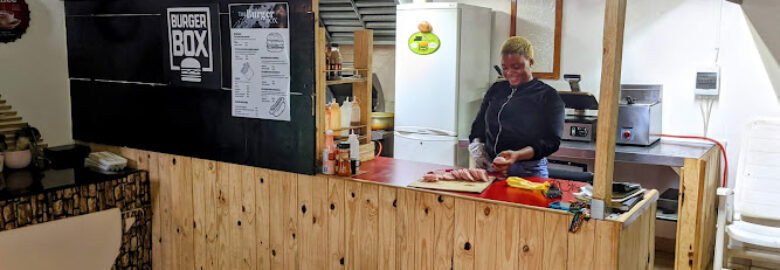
top-left (165, 5), bottom-right (221, 89)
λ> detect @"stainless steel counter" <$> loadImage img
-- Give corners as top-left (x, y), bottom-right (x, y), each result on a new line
top-left (551, 139), bottom-right (715, 167)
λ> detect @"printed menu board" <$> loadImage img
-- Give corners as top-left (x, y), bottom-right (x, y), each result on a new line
top-left (229, 3), bottom-right (291, 121)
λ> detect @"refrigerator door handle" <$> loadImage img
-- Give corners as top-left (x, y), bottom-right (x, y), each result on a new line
top-left (394, 126), bottom-right (457, 137)
top-left (394, 131), bottom-right (457, 142)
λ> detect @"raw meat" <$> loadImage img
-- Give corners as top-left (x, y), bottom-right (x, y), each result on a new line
top-left (421, 168), bottom-right (489, 182)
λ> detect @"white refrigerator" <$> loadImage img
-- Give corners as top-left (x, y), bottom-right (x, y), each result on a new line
top-left (393, 3), bottom-right (492, 166)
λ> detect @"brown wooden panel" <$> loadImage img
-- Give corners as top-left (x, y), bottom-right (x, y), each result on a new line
top-left (227, 164), bottom-right (243, 269)
top-left (268, 170), bottom-right (285, 269)
top-left (238, 165), bottom-right (257, 269)
top-left (495, 206), bottom-right (519, 269)
top-left (567, 219), bottom-right (596, 270)
top-left (474, 202), bottom-right (498, 270)
top-left (254, 168), bottom-right (271, 270)
top-left (647, 203), bottom-right (657, 270)
top-left (396, 189), bottom-right (417, 270)
top-left (158, 153), bottom-right (176, 270)
top-left (676, 158), bottom-right (706, 270)
top-left (433, 195), bottom-right (454, 270)
top-left (518, 208), bottom-right (545, 270)
top-left (453, 199), bottom-right (475, 270)
top-left (414, 192), bottom-right (436, 270)
top-left (216, 162), bottom-right (233, 269)
top-left (697, 148), bottom-right (720, 270)
top-left (594, 220), bottom-right (620, 270)
top-left (328, 177), bottom-right (346, 270)
top-left (146, 151), bottom-right (164, 270)
top-left (298, 174), bottom-right (328, 269)
top-left (283, 171), bottom-right (299, 270)
top-left (192, 158), bottom-right (218, 270)
top-left (358, 183), bottom-right (379, 270)
top-left (344, 181), bottom-right (361, 270)
top-left (542, 212), bottom-right (569, 270)
top-left (378, 186), bottom-right (397, 270)
top-left (170, 155), bottom-right (195, 270)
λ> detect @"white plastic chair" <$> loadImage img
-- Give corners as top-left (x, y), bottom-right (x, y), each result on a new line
top-left (714, 118), bottom-right (780, 269)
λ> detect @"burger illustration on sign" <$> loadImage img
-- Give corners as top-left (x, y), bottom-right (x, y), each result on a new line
top-left (408, 21), bottom-right (440, 55)
top-left (266, 32), bottom-right (284, 52)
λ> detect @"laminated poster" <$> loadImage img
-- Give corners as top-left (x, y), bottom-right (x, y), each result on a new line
top-left (229, 3), bottom-right (291, 121)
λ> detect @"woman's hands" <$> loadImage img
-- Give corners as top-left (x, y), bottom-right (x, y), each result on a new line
top-left (491, 146), bottom-right (535, 172)
top-left (492, 150), bottom-right (520, 172)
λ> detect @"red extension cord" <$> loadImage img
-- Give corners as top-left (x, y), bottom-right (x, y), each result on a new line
top-left (658, 134), bottom-right (728, 188)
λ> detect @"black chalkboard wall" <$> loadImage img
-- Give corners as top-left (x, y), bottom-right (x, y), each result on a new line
top-left (65, 0), bottom-right (316, 175)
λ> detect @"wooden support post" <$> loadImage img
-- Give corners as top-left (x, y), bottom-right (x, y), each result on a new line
top-left (316, 27), bottom-right (327, 162)
top-left (353, 30), bottom-right (373, 142)
top-left (592, 0), bottom-right (627, 218)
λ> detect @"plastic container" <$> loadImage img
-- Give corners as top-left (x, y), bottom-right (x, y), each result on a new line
top-left (329, 100), bottom-right (341, 134)
top-left (322, 130), bottom-right (336, 175)
top-left (351, 98), bottom-right (361, 134)
top-left (325, 103), bottom-right (332, 131)
top-left (340, 98), bottom-right (353, 136)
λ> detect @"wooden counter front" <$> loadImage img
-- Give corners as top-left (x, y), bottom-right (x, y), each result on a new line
top-left (91, 145), bottom-right (657, 270)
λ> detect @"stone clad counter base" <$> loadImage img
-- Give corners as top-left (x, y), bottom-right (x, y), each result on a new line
top-left (0, 171), bottom-right (152, 270)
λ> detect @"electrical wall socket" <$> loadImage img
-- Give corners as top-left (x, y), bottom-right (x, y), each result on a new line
top-left (695, 65), bottom-right (720, 97)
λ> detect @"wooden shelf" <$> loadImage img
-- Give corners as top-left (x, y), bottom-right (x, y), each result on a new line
top-left (324, 68), bottom-right (368, 72)
top-left (326, 125), bottom-right (367, 132)
top-left (326, 77), bottom-right (367, 85)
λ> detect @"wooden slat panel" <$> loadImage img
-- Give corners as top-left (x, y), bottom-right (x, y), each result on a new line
top-left (228, 164), bottom-right (243, 269)
top-left (567, 219), bottom-right (596, 270)
top-left (647, 203), bottom-right (657, 270)
top-left (216, 162), bottom-right (233, 269)
top-left (311, 175), bottom-right (329, 269)
top-left (192, 158), bottom-right (218, 270)
top-left (518, 208), bottom-right (545, 270)
top-left (170, 155), bottom-right (195, 270)
top-left (676, 158), bottom-right (706, 270)
top-left (268, 170), bottom-right (285, 269)
top-left (594, 220), bottom-right (620, 270)
top-left (395, 189), bottom-right (416, 270)
top-left (495, 206), bottom-right (519, 269)
top-left (619, 211), bottom-right (643, 270)
top-left (358, 183), bottom-right (379, 270)
top-left (433, 195), bottom-right (454, 270)
top-left (593, 0), bottom-right (627, 204)
top-left (255, 168), bottom-right (271, 269)
top-left (239, 165), bottom-right (257, 269)
top-left (299, 174), bottom-right (329, 269)
top-left (147, 152), bottom-right (164, 270)
top-left (298, 173), bottom-right (313, 270)
top-left (414, 192), bottom-right (436, 270)
top-left (344, 181), bottom-right (360, 270)
top-left (283, 171), bottom-right (299, 270)
top-left (328, 177), bottom-right (346, 270)
top-left (542, 212), bottom-right (569, 270)
top-left (453, 199), bottom-right (476, 270)
top-left (697, 148), bottom-right (720, 269)
top-left (378, 186), bottom-right (397, 270)
top-left (474, 202), bottom-right (498, 270)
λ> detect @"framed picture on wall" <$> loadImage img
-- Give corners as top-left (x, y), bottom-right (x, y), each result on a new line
top-left (510, 0), bottom-right (562, 80)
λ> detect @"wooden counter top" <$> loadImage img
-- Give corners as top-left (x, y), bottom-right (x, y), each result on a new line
top-left (351, 157), bottom-right (588, 209)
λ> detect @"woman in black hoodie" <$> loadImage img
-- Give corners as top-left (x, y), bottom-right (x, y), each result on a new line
top-left (468, 36), bottom-right (565, 178)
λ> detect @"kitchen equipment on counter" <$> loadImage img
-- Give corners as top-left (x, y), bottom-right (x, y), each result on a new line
top-left (559, 74), bottom-right (599, 142)
top-left (393, 3), bottom-right (491, 166)
top-left (371, 112), bottom-right (394, 131)
top-left (617, 84), bottom-right (663, 146)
